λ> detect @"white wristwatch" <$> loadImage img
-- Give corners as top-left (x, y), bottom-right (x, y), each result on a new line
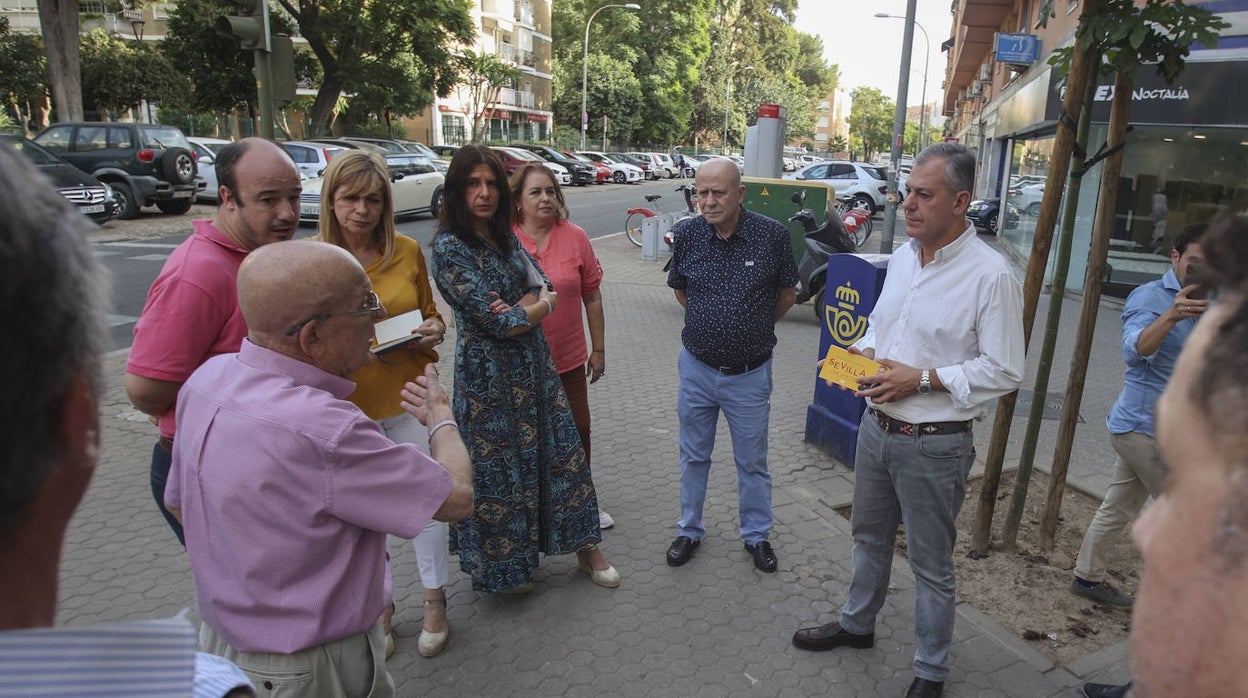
top-left (918, 369), bottom-right (932, 395)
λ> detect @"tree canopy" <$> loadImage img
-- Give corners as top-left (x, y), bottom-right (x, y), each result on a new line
top-left (847, 86), bottom-right (893, 161)
top-left (276, 0), bottom-right (475, 136)
top-left (0, 17), bottom-right (48, 132)
top-left (79, 29), bottom-right (189, 120)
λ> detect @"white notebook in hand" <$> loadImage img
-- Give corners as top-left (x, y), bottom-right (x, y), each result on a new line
top-left (372, 309), bottom-right (423, 355)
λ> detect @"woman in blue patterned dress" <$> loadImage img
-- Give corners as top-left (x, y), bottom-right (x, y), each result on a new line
top-left (430, 145), bottom-right (619, 594)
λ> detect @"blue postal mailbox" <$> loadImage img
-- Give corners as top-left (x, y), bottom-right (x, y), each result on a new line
top-left (804, 253), bottom-right (889, 466)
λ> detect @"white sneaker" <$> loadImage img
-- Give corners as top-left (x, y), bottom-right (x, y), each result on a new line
top-left (599, 511), bottom-right (615, 529)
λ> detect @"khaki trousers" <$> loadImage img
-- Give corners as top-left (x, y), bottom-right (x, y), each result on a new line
top-left (1074, 431), bottom-right (1166, 582)
top-left (199, 617), bottom-right (393, 698)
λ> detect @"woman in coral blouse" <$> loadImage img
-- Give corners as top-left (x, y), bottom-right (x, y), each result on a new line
top-left (510, 162), bottom-right (612, 529)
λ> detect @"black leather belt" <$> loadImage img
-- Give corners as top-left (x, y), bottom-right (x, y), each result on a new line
top-left (696, 354), bottom-right (770, 375)
top-left (870, 408), bottom-right (971, 436)
top-left (157, 436), bottom-right (174, 454)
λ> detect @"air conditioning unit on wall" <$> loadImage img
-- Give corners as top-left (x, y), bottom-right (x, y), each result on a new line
top-left (979, 64), bottom-right (991, 81)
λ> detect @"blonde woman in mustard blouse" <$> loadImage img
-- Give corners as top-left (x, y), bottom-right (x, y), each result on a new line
top-left (317, 150), bottom-right (452, 659)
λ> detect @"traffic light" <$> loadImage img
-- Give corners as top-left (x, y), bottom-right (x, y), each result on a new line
top-left (270, 35), bottom-right (297, 109)
top-left (216, 0), bottom-right (270, 52)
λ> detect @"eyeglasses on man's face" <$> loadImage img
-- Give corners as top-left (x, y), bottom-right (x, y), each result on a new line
top-left (285, 291), bottom-right (382, 336)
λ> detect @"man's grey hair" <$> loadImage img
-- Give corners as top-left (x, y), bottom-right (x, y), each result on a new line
top-left (914, 143), bottom-right (975, 196)
top-left (0, 143), bottom-right (109, 535)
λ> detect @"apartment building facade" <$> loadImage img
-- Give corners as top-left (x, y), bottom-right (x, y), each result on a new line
top-left (405, 0), bottom-right (554, 147)
top-left (942, 0), bottom-right (1248, 295)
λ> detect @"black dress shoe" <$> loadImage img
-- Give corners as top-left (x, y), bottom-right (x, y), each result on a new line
top-left (1082, 683), bottom-right (1131, 698)
top-left (744, 541), bottom-right (777, 572)
top-left (904, 678), bottom-right (943, 698)
top-left (666, 536), bottom-right (700, 566)
top-left (791, 621), bottom-right (875, 651)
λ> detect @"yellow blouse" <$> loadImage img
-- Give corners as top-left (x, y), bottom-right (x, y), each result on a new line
top-left (348, 235), bottom-right (442, 420)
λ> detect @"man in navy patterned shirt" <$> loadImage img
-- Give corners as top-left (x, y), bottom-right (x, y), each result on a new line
top-left (665, 157), bottom-right (798, 573)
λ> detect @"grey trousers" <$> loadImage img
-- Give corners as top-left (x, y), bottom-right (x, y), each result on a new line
top-left (840, 412), bottom-right (976, 682)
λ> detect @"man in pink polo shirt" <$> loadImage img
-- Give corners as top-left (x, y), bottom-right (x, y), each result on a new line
top-left (124, 137), bottom-right (301, 544)
top-left (166, 241), bottom-right (474, 696)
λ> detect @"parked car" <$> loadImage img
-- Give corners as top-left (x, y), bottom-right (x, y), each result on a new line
top-left (489, 146), bottom-right (572, 185)
top-left (965, 198), bottom-right (1019, 235)
top-left (783, 160), bottom-right (889, 212)
top-left (279, 140), bottom-right (349, 179)
top-left (1013, 182), bottom-right (1046, 215)
top-left (561, 150), bottom-right (611, 183)
top-left (391, 140), bottom-right (451, 172)
top-left (608, 152), bottom-right (655, 180)
top-left (782, 157), bottom-right (796, 172)
top-left (577, 151), bottom-right (643, 184)
top-left (299, 153), bottom-right (444, 224)
top-left (629, 152), bottom-right (678, 179)
top-left (187, 136), bottom-right (231, 202)
top-left (305, 138), bottom-right (388, 155)
top-left (650, 152), bottom-right (679, 178)
top-left (513, 143), bottom-right (596, 186)
top-left (32, 121), bottom-right (202, 219)
top-left (3, 134), bottom-right (121, 224)
top-left (430, 145), bottom-right (459, 158)
top-left (338, 136), bottom-right (411, 155)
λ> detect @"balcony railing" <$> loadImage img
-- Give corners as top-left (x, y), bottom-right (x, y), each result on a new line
top-left (496, 87), bottom-right (536, 109)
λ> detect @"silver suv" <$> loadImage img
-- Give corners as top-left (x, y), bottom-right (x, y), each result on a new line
top-left (783, 160), bottom-right (890, 212)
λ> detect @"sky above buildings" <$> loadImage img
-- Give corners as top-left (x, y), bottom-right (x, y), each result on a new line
top-left (794, 1), bottom-right (956, 108)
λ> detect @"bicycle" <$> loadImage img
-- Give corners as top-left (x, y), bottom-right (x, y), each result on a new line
top-left (624, 184), bottom-right (698, 247)
top-left (832, 195), bottom-right (875, 248)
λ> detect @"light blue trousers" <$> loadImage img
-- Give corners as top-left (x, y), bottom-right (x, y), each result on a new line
top-left (676, 349), bottom-right (774, 545)
top-left (840, 411), bottom-right (975, 681)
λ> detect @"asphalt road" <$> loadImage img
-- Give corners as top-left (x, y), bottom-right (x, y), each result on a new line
top-left (93, 177), bottom-right (688, 351)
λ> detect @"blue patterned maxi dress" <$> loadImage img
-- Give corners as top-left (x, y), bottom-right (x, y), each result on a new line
top-left (431, 230), bottom-right (602, 592)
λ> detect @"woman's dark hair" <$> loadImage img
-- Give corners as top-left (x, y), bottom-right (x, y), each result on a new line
top-left (437, 144), bottom-right (513, 252)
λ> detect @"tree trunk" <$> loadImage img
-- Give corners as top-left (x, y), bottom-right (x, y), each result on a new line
top-left (971, 1), bottom-right (1105, 555)
top-left (308, 73), bottom-right (344, 137)
top-left (1002, 67), bottom-right (1098, 550)
top-left (38, 0), bottom-right (84, 122)
top-left (1037, 68), bottom-right (1133, 550)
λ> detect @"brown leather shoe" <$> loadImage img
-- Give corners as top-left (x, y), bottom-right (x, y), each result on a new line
top-left (791, 621), bottom-right (875, 651)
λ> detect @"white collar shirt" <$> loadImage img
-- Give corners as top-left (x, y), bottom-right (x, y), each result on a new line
top-left (854, 223), bottom-right (1025, 423)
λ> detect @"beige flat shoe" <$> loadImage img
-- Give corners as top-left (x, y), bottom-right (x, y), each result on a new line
top-left (576, 556), bottom-right (621, 588)
top-left (380, 602), bottom-right (396, 660)
top-left (417, 597), bottom-right (449, 658)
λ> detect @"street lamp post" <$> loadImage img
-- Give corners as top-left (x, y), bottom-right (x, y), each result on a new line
top-left (582, 3), bottom-right (640, 150)
top-left (129, 17), bottom-right (153, 124)
top-left (722, 63), bottom-right (754, 152)
top-left (876, 12), bottom-right (930, 152)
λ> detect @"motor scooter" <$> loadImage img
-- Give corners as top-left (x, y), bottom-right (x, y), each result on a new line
top-left (790, 189), bottom-right (859, 319)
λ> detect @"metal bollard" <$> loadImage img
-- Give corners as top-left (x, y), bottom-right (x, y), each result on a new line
top-left (641, 215), bottom-right (667, 262)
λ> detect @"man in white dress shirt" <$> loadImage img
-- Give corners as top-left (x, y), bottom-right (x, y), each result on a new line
top-left (791, 143), bottom-right (1024, 698)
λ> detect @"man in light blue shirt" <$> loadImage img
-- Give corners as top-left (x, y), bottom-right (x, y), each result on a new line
top-left (1071, 222), bottom-right (1209, 613)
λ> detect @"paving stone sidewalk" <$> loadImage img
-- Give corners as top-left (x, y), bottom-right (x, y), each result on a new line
top-left (61, 229), bottom-right (1135, 696)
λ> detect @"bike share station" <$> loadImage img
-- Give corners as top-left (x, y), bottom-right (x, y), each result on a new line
top-left (642, 102), bottom-right (891, 466)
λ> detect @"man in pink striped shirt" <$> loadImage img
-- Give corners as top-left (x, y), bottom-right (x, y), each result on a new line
top-left (166, 241), bottom-right (473, 697)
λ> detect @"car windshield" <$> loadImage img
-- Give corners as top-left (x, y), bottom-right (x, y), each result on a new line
top-left (141, 126), bottom-right (191, 149)
top-left (508, 148), bottom-right (543, 161)
top-left (404, 142), bottom-right (438, 159)
top-left (4, 137), bottom-right (62, 165)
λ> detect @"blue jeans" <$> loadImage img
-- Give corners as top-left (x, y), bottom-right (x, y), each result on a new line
top-left (840, 412), bottom-right (975, 681)
top-left (149, 441), bottom-right (185, 546)
top-left (676, 349), bottom-right (773, 545)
